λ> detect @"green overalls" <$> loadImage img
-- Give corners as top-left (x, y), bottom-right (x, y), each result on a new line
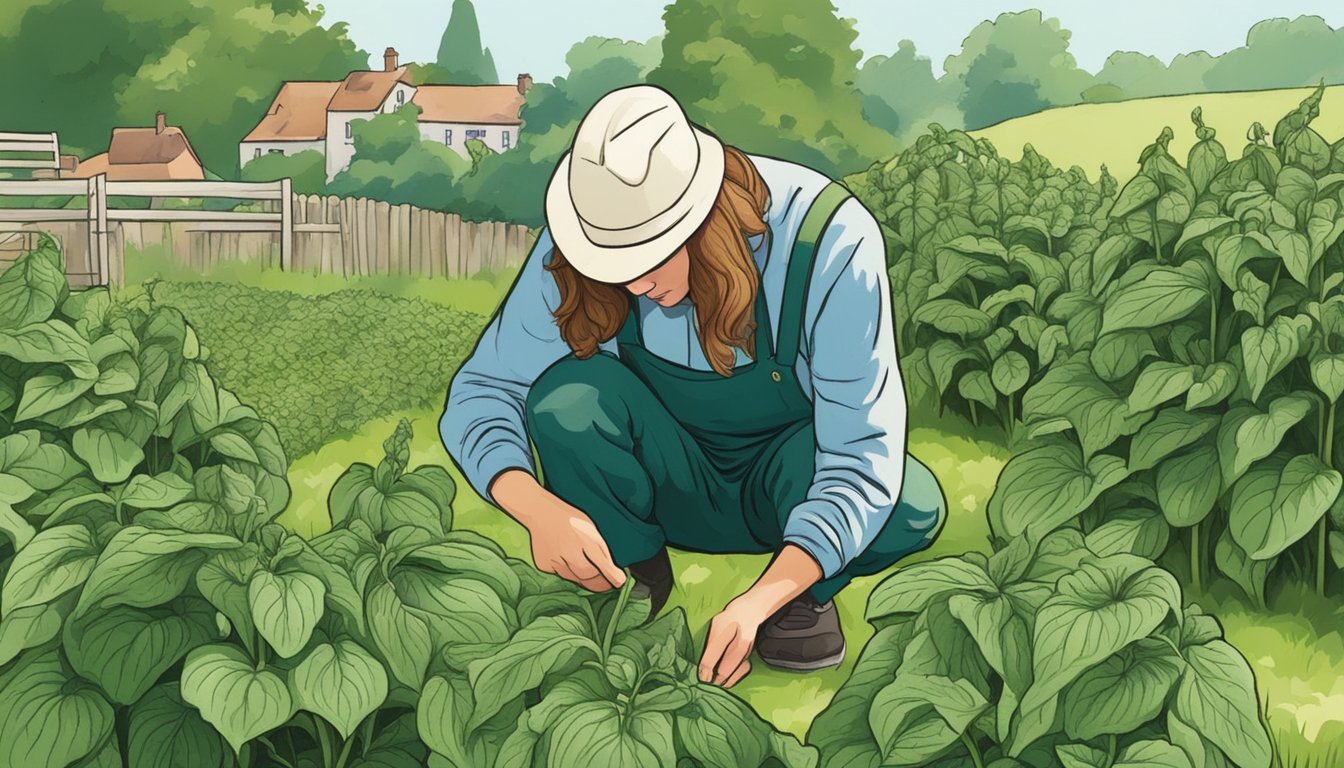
top-left (524, 183), bottom-right (946, 604)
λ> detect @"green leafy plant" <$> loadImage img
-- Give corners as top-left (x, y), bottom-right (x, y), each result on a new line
top-left (808, 530), bottom-right (1272, 768)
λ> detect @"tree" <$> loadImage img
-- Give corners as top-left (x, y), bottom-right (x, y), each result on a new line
top-left (1089, 50), bottom-right (1215, 102)
top-left (327, 104), bottom-right (471, 208)
top-left (1203, 15), bottom-right (1344, 92)
top-left (857, 39), bottom-right (962, 140)
top-left (943, 10), bottom-right (1095, 128)
top-left (648, 0), bottom-right (896, 178)
top-left (435, 0), bottom-right (498, 85)
top-left (241, 149), bottom-right (327, 196)
top-left (0, 0), bottom-right (365, 176)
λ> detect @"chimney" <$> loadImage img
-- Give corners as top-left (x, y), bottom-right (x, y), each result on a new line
top-left (384, 47), bottom-right (399, 72)
top-left (155, 112), bottom-right (166, 134)
top-left (517, 73), bottom-right (533, 95)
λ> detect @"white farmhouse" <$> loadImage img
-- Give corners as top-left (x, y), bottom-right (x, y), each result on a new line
top-left (240, 48), bottom-right (531, 181)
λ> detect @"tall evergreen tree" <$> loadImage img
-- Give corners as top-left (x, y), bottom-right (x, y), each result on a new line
top-left (435, 0), bottom-right (499, 85)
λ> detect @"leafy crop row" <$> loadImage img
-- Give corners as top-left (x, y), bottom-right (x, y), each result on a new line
top-left (861, 85), bottom-right (1344, 606)
top-left (140, 279), bottom-right (484, 460)
top-left (0, 240), bottom-right (815, 768)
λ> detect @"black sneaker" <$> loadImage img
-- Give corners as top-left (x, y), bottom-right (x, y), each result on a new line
top-left (756, 592), bottom-right (845, 671)
top-left (628, 547), bottom-right (673, 621)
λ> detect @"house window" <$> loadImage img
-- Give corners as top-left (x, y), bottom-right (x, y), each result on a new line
top-left (444, 129), bottom-right (453, 146)
top-left (345, 122), bottom-right (353, 141)
top-left (466, 129), bottom-right (486, 141)
top-left (396, 89), bottom-right (404, 106)
top-left (268, 148), bottom-right (283, 155)
top-left (253, 148), bottom-right (261, 159)
top-left (502, 131), bottom-right (511, 148)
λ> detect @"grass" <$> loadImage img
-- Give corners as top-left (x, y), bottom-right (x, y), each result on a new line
top-left (279, 404), bottom-right (1007, 739)
top-left (969, 84), bottom-right (1344, 182)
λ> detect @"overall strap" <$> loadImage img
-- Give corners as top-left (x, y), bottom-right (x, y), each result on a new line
top-left (774, 181), bottom-right (853, 368)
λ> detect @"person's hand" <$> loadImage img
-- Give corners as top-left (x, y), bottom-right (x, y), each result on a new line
top-left (699, 594), bottom-right (770, 687)
top-left (524, 491), bottom-right (627, 593)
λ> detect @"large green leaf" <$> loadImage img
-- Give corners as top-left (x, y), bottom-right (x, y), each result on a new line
top-left (1213, 232), bottom-right (1276, 287)
top-left (14, 371), bottom-right (95, 422)
top-left (64, 598), bottom-right (217, 705)
top-left (0, 237), bottom-right (67, 330)
top-left (0, 429), bottom-right (86, 494)
top-left (1185, 362), bottom-right (1238, 410)
top-left (1214, 528), bottom-right (1271, 608)
top-left (1014, 555), bottom-right (1180, 755)
top-left (1110, 175), bottom-right (1161, 219)
top-left (195, 547), bottom-right (261, 640)
top-left (119, 472), bottom-right (195, 511)
top-left (544, 700), bottom-right (672, 768)
top-left (180, 644), bottom-right (295, 756)
top-left (807, 624), bottom-right (907, 764)
top-left (1216, 394), bottom-right (1312, 486)
top-left (867, 558), bottom-right (996, 622)
top-left (417, 675), bottom-right (491, 768)
top-left (1167, 711), bottom-right (1235, 768)
top-left (1229, 453), bottom-right (1340, 559)
top-left (1156, 444), bottom-right (1221, 527)
top-left (1100, 261), bottom-right (1211, 335)
top-left (1240, 315), bottom-right (1311, 401)
top-left (958, 370), bottom-right (997, 409)
top-left (249, 570), bottom-right (325, 659)
top-left (989, 443), bottom-right (1129, 543)
top-left (0, 600), bottom-right (67, 666)
top-left (466, 613), bottom-right (599, 730)
top-left (1172, 641), bottom-right (1271, 768)
top-left (1129, 409), bottom-right (1218, 472)
top-left (1113, 740), bottom-right (1194, 768)
top-left (291, 640), bottom-right (387, 739)
top-left (913, 300), bottom-right (993, 338)
top-left (0, 320), bottom-right (97, 379)
top-left (0, 649), bottom-right (113, 767)
top-left (1, 523), bottom-right (99, 615)
top-left (73, 425), bottom-right (145, 484)
top-left (1061, 639), bottom-right (1184, 740)
top-left (949, 591), bottom-right (1032, 741)
top-left (1310, 353), bottom-right (1344, 402)
top-left (366, 580), bottom-right (432, 691)
top-left (1022, 359), bottom-right (1148, 457)
top-left (76, 526), bottom-right (241, 614)
top-left (1129, 362), bottom-right (1199, 413)
top-left (868, 673), bottom-right (988, 767)
top-left (1085, 508), bottom-right (1170, 559)
top-left (992, 351), bottom-right (1030, 395)
top-left (677, 686), bottom-right (777, 768)
top-left (128, 683), bottom-right (228, 768)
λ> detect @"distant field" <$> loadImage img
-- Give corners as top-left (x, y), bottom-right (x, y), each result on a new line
top-left (971, 85), bottom-right (1344, 182)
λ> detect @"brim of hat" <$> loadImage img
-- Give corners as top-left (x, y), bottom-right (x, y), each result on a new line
top-left (544, 127), bottom-right (725, 284)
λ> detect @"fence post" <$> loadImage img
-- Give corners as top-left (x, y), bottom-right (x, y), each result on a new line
top-left (280, 177), bottom-right (293, 271)
top-left (96, 174), bottom-right (110, 287)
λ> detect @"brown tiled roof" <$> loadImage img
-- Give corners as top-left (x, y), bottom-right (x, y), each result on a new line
top-left (327, 67), bottom-right (413, 111)
top-left (107, 126), bottom-right (201, 166)
top-left (244, 81), bottom-right (341, 142)
top-left (412, 85), bottom-right (525, 125)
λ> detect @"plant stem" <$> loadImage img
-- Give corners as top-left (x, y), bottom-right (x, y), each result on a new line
top-left (601, 570), bottom-right (635, 661)
top-left (1209, 292), bottom-right (1218, 364)
top-left (969, 400), bottom-right (980, 428)
top-left (1150, 207), bottom-right (1164, 263)
top-left (313, 715), bottom-right (335, 768)
top-left (1106, 733), bottom-right (1118, 766)
top-left (1191, 520), bottom-right (1203, 595)
top-left (1318, 401), bottom-right (1336, 596)
top-left (360, 715), bottom-right (376, 759)
top-left (334, 731), bottom-right (357, 768)
top-left (960, 731), bottom-right (985, 768)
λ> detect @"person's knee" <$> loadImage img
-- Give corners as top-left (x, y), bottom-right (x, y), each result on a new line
top-left (899, 457), bottom-right (948, 550)
top-left (525, 354), bottom-right (630, 440)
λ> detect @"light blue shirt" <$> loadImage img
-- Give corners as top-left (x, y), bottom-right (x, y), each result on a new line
top-left (438, 154), bottom-right (907, 580)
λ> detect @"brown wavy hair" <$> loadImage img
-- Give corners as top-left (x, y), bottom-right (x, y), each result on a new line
top-left (545, 145), bottom-right (770, 377)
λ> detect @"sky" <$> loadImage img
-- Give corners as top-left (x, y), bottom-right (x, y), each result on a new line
top-left (315, 0), bottom-right (1344, 83)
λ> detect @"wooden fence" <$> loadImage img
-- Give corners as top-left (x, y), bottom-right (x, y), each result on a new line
top-left (0, 132), bottom-right (60, 174)
top-left (0, 177), bottom-right (534, 287)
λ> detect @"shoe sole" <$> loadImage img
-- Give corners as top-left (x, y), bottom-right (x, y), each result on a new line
top-left (756, 646), bottom-right (846, 671)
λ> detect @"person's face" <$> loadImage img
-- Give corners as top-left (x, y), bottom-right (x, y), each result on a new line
top-left (622, 246), bottom-right (690, 307)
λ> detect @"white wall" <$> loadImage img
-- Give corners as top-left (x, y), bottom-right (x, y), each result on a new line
top-left (382, 83), bottom-right (417, 114)
top-left (418, 122), bottom-right (521, 160)
top-left (239, 141), bottom-right (323, 169)
top-left (324, 111), bottom-right (374, 180)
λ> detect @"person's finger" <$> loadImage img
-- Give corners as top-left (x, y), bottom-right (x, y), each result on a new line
top-left (714, 633), bottom-right (753, 686)
top-left (561, 556), bottom-right (615, 592)
top-left (585, 545), bottom-right (626, 590)
top-left (699, 621), bottom-right (735, 683)
top-left (722, 658), bottom-right (752, 688)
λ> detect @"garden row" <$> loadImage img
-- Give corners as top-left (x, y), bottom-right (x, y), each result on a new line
top-left (0, 241), bottom-right (813, 767)
top-left (853, 84), bottom-right (1344, 607)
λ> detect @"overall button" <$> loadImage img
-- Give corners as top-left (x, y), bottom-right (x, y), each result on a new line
top-left (771, 370), bottom-right (782, 382)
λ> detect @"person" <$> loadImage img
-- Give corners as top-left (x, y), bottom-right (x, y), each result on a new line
top-left (439, 84), bottom-right (946, 688)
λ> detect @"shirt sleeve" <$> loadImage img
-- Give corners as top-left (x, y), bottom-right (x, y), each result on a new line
top-left (438, 228), bottom-right (569, 507)
top-left (780, 198), bottom-right (909, 581)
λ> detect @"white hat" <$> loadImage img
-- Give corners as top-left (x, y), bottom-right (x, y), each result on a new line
top-left (544, 84), bottom-right (726, 284)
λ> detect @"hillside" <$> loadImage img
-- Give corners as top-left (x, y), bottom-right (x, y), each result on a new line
top-left (970, 84), bottom-right (1344, 181)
